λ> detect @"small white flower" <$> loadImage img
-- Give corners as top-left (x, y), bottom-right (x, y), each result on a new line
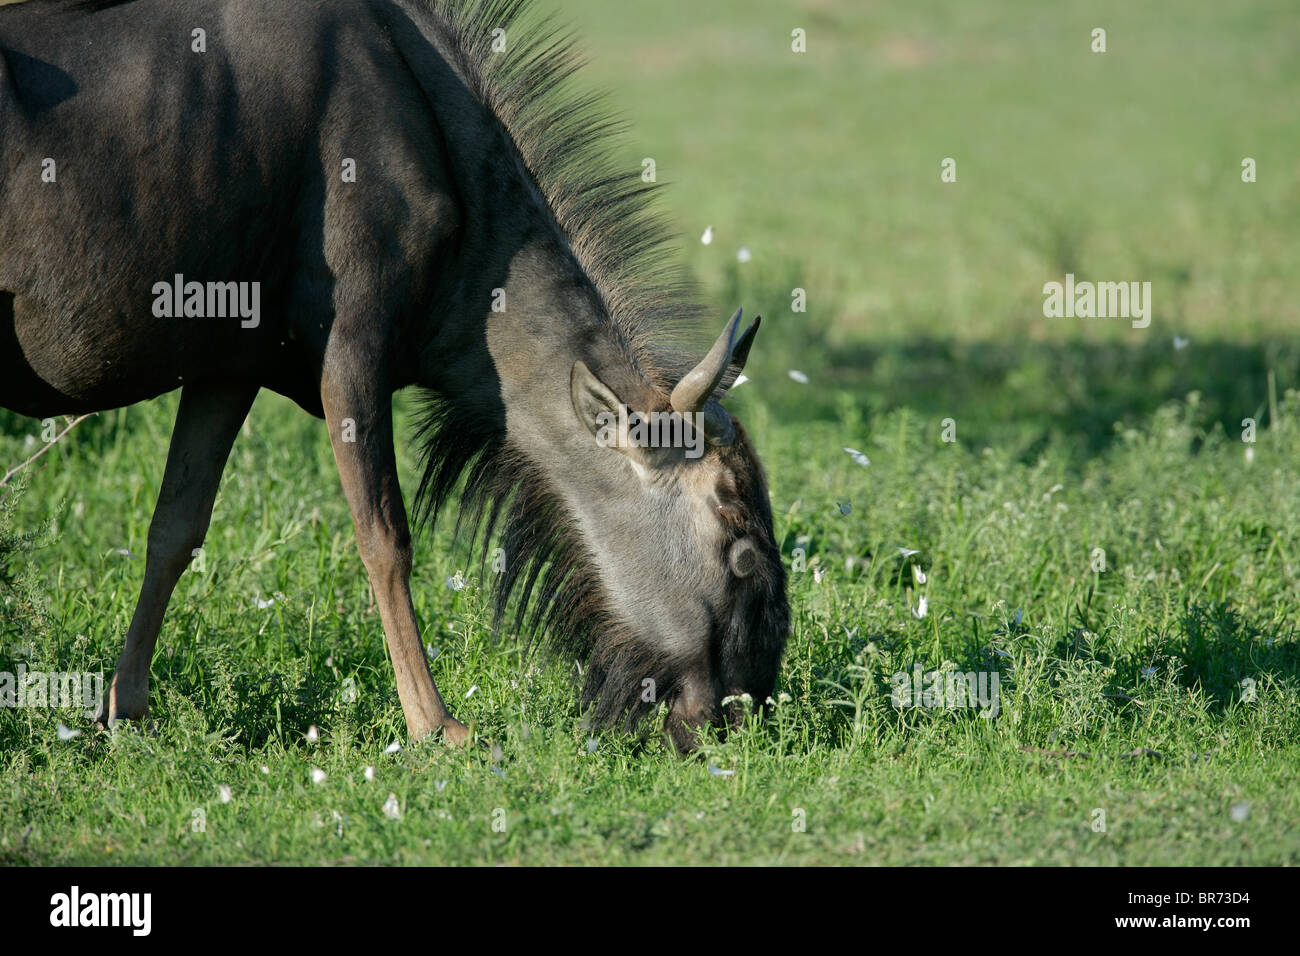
top-left (305, 724), bottom-right (319, 743)
top-left (812, 566), bottom-right (827, 584)
top-left (586, 738), bottom-right (599, 753)
top-left (736, 246), bottom-right (752, 263)
top-left (701, 225), bottom-right (714, 245)
top-left (912, 565), bottom-right (927, 585)
top-left (383, 793), bottom-right (401, 821)
top-left (310, 768), bottom-right (327, 785)
top-left (364, 765), bottom-right (375, 782)
top-left (384, 740), bottom-right (402, 755)
top-left (255, 595), bottom-right (275, 609)
top-left (912, 596), bottom-right (928, 619)
top-left (843, 447), bottom-right (870, 467)
top-left (707, 763), bottom-right (735, 777)
top-left (57, 722), bottom-right (81, 741)
top-left (218, 784), bottom-right (232, 804)
top-left (260, 765), bottom-right (270, 775)
top-left (434, 780), bottom-right (448, 793)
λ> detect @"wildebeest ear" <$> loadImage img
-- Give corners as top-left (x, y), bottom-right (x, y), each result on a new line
top-left (729, 538), bottom-right (759, 577)
top-left (571, 361), bottom-right (625, 444)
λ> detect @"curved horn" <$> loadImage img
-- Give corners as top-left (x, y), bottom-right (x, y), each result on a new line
top-left (723, 314), bottom-right (760, 391)
top-left (671, 308), bottom-right (744, 414)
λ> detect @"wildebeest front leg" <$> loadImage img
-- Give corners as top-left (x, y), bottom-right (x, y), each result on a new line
top-left (321, 372), bottom-right (469, 746)
top-left (95, 382), bottom-right (257, 728)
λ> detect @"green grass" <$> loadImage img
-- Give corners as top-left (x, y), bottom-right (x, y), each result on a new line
top-left (2, 0), bottom-right (1299, 865)
top-left (2, 378), bottom-right (1298, 864)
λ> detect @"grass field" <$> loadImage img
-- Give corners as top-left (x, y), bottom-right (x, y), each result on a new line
top-left (2, 0), bottom-right (1299, 865)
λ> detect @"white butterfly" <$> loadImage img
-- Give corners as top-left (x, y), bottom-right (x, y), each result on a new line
top-left (707, 763), bottom-right (735, 777)
top-left (701, 225), bottom-right (714, 245)
top-left (788, 370), bottom-right (809, 384)
top-left (843, 447), bottom-right (870, 467)
top-left (383, 793), bottom-right (401, 821)
top-left (57, 722), bottom-right (81, 741)
top-left (912, 596), bottom-right (928, 619)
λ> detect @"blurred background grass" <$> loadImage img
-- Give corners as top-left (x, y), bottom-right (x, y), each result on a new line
top-left (540, 0), bottom-right (1300, 460)
top-left (568, 0), bottom-right (1298, 342)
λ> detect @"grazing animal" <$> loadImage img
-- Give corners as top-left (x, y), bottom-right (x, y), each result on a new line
top-left (0, 0), bottom-right (789, 751)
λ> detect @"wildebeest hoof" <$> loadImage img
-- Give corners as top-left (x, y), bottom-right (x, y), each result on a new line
top-left (441, 718), bottom-right (471, 747)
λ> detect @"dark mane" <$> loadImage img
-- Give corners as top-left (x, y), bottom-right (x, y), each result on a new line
top-left (417, 0), bottom-right (703, 366)
top-left (410, 0), bottom-right (707, 729)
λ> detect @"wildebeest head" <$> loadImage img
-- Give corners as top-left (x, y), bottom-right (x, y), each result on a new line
top-left (567, 309), bottom-right (790, 752)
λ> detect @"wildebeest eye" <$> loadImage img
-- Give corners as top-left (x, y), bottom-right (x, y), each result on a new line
top-left (728, 538), bottom-right (758, 577)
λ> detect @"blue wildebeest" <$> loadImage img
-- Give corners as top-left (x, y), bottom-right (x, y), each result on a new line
top-left (0, 0), bottom-right (789, 752)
